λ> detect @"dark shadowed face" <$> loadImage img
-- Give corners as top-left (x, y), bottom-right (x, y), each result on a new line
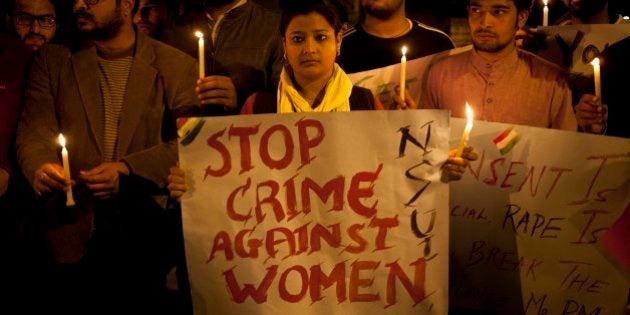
top-left (133, 0), bottom-right (168, 38)
top-left (567, 0), bottom-right (607, 19)
top-left (10, 0), bottom-right (57, 50)
top-left (73, 0), bottom-right (125, 40)
top-left (360, 0), bottom-right (405, 19)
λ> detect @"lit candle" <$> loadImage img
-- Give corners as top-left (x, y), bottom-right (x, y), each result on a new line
top-left (195, 31), bottom-right (205, 79)
top-left (590, 57), bottom-right (604, 133)
top-left (455, 103), bottom-right (474, 157)
top-left (58, 134), bottom-right (75, 207)
top-left (542, 0), bottom-right (549, 27)
top-left (400, 46), bottom-right (407, 102)
top-left (591, 57), bottom-right (601, 98)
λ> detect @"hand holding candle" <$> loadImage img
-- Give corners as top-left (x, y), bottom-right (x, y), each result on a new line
top-left (400, 46), bottom-right (407, 103)
top-left (455, 103), bottom-right (474, 157)
top-left (195, 31), bottom-right (205, 79)
top-left (542, 0), bottom-right (549, 27)
top-left (58, 134), bottom-right (75, 207)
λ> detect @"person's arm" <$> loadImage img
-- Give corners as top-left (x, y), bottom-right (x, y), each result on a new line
top-left (0, 88), bottom-right (16, 196)
top-left (15, 46), bottom-right (66, 190)
top-left (0, 169), bottom-right (8, 196)
top-left (121, 56), bottom-right (199, 189)
top-left (0, 36), bottom-right (32, 194)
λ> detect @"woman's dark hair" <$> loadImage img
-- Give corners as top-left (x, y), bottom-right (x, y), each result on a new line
top-left (279, 0), bottom-right (344, 37)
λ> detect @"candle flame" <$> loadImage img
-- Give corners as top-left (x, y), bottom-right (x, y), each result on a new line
top-left (465, 103), bottom-right (474, 124)
top-left (590, 57), bottom-right (600, 67)
top-left (401, 46), bottom-right (407, 56)
top-left (58, 133), bottom-right (66, 147)
top-left (195, 31), bottom-right (204, 39)
top-left (543, 0), bottom-right (548, 5)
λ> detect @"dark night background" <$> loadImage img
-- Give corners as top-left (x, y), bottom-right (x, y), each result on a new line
top-left (1, 1), bottom-right (629, 50)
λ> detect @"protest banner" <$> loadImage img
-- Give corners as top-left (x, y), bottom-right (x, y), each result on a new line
top-left (178, 111), bottom-right (450, 314)
top-left (449, 118), bottom-right (630, 314)
top-left (348, 40), bottom-right (630, 313)
top-left (535, 24), bottom-right (630, 74)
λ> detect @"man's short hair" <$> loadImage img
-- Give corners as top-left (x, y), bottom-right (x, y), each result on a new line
top-left (469, 0), bottom-right (534, 12)
top-left (8, 0), bottom-right (60, 14)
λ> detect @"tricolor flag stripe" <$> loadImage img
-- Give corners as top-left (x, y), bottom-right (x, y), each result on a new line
top-left (496, 129), bottom-right (519, 148)
top-left (492, 127), bottom-right (513, 145)
top-left (493, 128), bottom-right (520, 155)
top-left (177, 117), bottom-right (206, 146)
top-left (177, 117), bottom-right (198, 138)
top-left (498, 135), bottom-right (521, 155)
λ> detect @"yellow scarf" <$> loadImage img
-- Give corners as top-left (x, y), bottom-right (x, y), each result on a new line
top-left (277, 63), bottom-right (352, 113)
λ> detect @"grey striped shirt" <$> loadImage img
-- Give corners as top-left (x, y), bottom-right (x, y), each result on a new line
top-left (97, 55), bottom-right (133, 162)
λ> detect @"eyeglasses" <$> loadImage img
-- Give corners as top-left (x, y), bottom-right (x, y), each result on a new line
top-left (13, 13), bottom-right (57, 28)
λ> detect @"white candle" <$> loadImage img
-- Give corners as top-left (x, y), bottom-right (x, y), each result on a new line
top-left (195, 31), bottom-right (205, 79)
top-left (590, 57), bottom-right (604, 134)
top-left (542, 0), bottom-right (549, 27)
top-left (400, 46), bottom-right (407, 102)
top-left (58, 134), bottom-right (75, 207)
top-left (455, 103), bottom-right (474, 157)
top-left (591, 57), bottom-right (601, 98)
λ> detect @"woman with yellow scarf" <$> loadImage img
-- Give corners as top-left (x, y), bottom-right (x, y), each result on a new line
top-left (169, 0), bottom-right (477, 201)
top-left (240, 0), bottom-right (383, 114)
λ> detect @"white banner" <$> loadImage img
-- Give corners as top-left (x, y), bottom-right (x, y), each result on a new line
top-left (348, 50), bottom-right (629, 313)
top-left (178, 111), bottom-right (450, 314)
top-left (536, 24), bottom-right (630, 74)
top-left (449, 118), bottom-right (629, 314)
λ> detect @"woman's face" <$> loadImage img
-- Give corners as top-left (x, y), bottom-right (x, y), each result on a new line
top-left (283, 12), bottom-right (340, 83)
